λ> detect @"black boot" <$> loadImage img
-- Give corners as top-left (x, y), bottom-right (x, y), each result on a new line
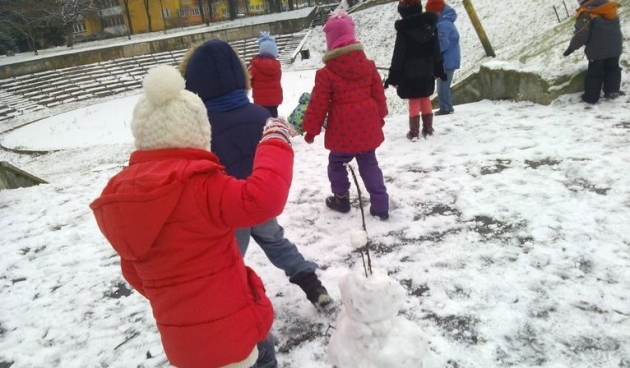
top-left (291, 272), bottom-right (333, 310)
top-left (326, 193), bottom-right (350, 213)
top-left (406, 116), bottom-right (420, 140)
top-left (370, 206), bottom-right (389, 221)
top-left (421, 113), bottom-right (434, 138)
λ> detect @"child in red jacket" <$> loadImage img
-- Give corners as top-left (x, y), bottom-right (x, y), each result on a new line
top-left (249, 31), bottom-right (283, 117)
top-left (90, 65), bottom-right (296, 368)
top-left (302, 10), bottom-right (390, 220)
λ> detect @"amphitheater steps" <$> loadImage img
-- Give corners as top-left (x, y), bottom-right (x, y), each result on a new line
top-left (0, 32), bottom-right (309, 126)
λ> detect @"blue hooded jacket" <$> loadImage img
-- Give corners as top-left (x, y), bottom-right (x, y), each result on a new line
top-left (182, 40), bottom-right (271, 179)
top-left (436, 5), bottom-right (461, 70)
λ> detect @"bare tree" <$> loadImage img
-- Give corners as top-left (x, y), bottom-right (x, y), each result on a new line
top-left (228, 0), bottom-right (237, 20)
top-left (0, 0), bottom-right (52, 55)
top-left (51, 0), bottom-right (98, 47)
top-left (120, 0), bottom-right (134, 36)
top-left (141, 0), bottom-right (153, 32)
top-left (157, 0), bottom-right (169, 33)
top-left (198, 0), bottom-right (209, 26)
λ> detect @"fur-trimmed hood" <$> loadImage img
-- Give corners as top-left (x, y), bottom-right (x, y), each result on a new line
top-left (395, 11), bottom-right (438, 44)
top-left (321, 43), bottom-right (373, 81)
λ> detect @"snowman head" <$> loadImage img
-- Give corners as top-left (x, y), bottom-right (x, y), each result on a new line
top-left (339, 267), bottom-right (407, 323)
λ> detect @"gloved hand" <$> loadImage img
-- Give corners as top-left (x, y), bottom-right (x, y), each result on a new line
top-left (304, 133), bottom-right (315, 144)
top-left (260, 117), bottom-right (297, 145)
top-left (563, 47), bottom-right (574, 57)
top-left (383, 78), bottom-right (390, 89)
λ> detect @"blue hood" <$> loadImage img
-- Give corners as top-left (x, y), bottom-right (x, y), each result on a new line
top-left (183, 40), bottom-right (247, 102)
top-left (439, 4), bottom-right (457, 23)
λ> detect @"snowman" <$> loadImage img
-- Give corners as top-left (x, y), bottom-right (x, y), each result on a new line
top-left (327, 229), bottom-right (434, 368)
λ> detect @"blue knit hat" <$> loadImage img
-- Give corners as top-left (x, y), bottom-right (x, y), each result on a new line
top-left (258, 32), bottom-right (278, 58)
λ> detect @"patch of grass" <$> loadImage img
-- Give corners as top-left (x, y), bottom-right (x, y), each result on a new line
top-left (480, 159), bottom-right (512, 175)
top-left (400, 279), bottom-right (430, 297)
top-left (445, 285), bottom-right (471, 300)
top-left (277, 319), bottom-right (327, 354)
top-left (566, 178), bottom-right (610, 195)
top-left (468, 215), bottom-right (526, 240)
top-left (563, 336), bottom-right (620, 353)
top-left (424, 312), bottom-right (480, 345)
top-left (104, 281), bottom-right (132, 299)
top-left (500, 323), bottom-right (547, 366)
top-left (426, 204), bottom-right (461, 217)
top-left (528, 305), bottom-right (556, 319)
top-left (525, 158), bottom-right (561, 169)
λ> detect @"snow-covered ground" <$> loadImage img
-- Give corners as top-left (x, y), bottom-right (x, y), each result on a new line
top-left (1, 1), bottom-right (629, 367)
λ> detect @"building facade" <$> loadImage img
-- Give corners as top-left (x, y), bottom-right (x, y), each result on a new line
top-left (79, 0), bottom-right (277, 38)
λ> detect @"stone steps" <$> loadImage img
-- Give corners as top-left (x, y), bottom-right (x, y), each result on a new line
top-left (0, 32), bottom-right (309, 126)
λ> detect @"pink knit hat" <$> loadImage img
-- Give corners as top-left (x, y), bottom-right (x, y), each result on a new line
top-left (323, 10), bottom-right (357, 51)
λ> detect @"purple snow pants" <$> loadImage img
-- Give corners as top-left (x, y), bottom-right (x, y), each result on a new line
top-left (328, 150), bottom-right (389, 214)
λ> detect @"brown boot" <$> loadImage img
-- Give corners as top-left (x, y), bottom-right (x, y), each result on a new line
top-left (421, 113), bottom-right (434, 138)
top-left (406, 116), bottom-right (420, 140)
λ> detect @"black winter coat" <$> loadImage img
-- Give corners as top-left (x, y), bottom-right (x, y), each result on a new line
top-left (388, 12), bottom-right (445, 99)
top-left (568, 0), bottom-right (622, 61)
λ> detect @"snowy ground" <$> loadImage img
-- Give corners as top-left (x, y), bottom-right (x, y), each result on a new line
top-left (1, 1), bottom-right (630, 367)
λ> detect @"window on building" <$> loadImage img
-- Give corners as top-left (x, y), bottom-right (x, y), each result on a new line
top-left (192, 7), bottom-right (200, 15)
top-left (162, 8), bottom-right (170, 18)
top-left (103, 15), bottom-right (125, 28)
top-left (100, 0), bottom-right (118, 8)
top-left (178, 8), bottom-right (190, 17)
top-left (73, 22), bottom-right (86, 33)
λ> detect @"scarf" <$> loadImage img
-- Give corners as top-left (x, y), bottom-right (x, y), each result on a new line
top-left (204, 89), bottom-right (250, 112)
top-left (576, 1), bottom-right (620, 20)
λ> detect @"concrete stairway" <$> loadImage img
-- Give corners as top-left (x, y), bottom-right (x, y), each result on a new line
top-left (0, 32), bottom-right (309, 125)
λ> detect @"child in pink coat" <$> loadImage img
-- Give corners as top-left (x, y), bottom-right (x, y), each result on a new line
top-left (302, 10), bottom-right (390, 220)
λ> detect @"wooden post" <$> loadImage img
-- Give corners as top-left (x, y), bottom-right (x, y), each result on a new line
top-left (562, 1), bottom-right (570, 18)
top-left (462, 0), bottom-right (496, 57)
top-left (553, 5), bottom-right (561, 22)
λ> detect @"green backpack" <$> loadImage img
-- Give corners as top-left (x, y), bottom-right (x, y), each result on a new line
top-left (288, 92), bottom-right (311, 135)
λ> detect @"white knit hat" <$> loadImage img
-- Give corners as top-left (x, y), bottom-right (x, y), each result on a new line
top-left (131, 65), bottom-right (211, 151)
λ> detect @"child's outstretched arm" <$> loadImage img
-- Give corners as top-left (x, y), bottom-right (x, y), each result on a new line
top-left (214, 118), bottom-right (296, 227)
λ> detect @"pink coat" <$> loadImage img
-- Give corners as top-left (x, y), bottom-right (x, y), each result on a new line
top-left (302, 43), bottom-right (388, 153)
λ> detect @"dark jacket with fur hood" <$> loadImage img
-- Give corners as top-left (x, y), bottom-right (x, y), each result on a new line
top-left (568, 0), bottom-right (622, 60)
top-left (388, 11), bottom-right (445, 99)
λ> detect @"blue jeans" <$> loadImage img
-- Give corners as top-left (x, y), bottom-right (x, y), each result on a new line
top-left (436, 69), bottom-right (456, 112)
top-left (328, 150), bottom-right (389, 214)
top-left (251, 334), bottom-right (277, 368)
top-left (235, 217), bottom-right (317, 281)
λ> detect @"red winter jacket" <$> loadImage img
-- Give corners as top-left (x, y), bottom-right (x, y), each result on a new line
top-left (249, 55), bottom-right (283, 106)
top-left (90, 140), bottom-right (294, 368)
top-left (302, 43), bottom-right (388, 153)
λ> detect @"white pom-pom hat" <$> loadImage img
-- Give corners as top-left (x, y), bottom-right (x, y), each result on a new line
top-left (131, 65), bottom-right (211, 151)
